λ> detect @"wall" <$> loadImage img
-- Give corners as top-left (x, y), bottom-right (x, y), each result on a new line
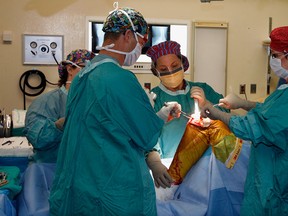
top-left (0, 0), bottom-right (286, 113)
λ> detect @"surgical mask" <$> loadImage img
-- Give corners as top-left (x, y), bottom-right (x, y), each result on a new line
top-left (158, 67), bottom-right (184, 88)
top-left (97, 41), bottom-right (141, 66)
top-left (270, 57), bottom-right (288, 79)
top-left (96, 9), bottom-right (143, 66)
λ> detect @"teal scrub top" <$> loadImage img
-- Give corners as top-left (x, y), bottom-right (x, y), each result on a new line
top-left (229, 84), bottom-right (288, 216)
top-left (49, 55), bottom-right (164, 216)
top-left (151, 81), bottom-right (228, 158)
top-left (23, 86), bottom-right (66, 163)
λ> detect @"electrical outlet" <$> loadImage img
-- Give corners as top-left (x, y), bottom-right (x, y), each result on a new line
top-left (250, 84), bottom-right (256, 94)
top-left (240, 84), bottom-right (246, 94)
top-left (144, 83), bottom-right (151, 90)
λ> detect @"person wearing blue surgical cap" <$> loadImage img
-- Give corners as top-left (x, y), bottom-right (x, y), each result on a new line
top-left (192, 26), bottom-right (288, 216)
top-left (49, 5), bottom-right (174, 216)
top-left (23, 49), bottom-right (95, 163)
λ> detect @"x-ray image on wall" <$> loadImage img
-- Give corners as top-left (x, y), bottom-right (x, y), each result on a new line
top-left (141, 24), bottom-right (170, 54)
top-left (151, 26), bottom-right (169, 45)
top-left (91, 22), bottom-right (104, 53)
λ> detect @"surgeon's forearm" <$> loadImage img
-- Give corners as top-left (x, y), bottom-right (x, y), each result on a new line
top-left (203, 103), bottom-right (232, 126)
top-left (146, 151), bottom-right (161, 168)
top-left (240, 100), bottom-right (257, 111)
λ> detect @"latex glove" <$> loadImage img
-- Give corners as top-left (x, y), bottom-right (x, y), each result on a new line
top-left (219, 93), bottom-right (256, 111)
top-left (191, 87), bottom-right (232, 125)
top-left (146, 151), bottom-right (173, 188)
top-left (157, 102), bottom-right (181, 122)
top-left (55, 117), bottom-right (65, 131)
top-left (200, 102), bottom-right (232, 126)
top-left (144, 88), bottom-right (157, 107)
top-left (190, 86), bottom-right (207, 108)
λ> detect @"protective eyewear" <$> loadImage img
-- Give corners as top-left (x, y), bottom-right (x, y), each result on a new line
top-left (135, 32), bottom-right (149, 44)
top-left (157, 66), bottom-right (183, 77)
top-left (271, 51), bottom-right (288, 59)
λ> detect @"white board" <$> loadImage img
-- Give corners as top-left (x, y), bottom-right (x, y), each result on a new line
top-left (193, 23), bottom-right (227, 95)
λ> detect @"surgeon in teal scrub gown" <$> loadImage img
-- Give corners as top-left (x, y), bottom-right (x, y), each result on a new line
top-left (49, 6), bottom-right (167, 216)
top-left (192, 26), bottom-right (288, 216)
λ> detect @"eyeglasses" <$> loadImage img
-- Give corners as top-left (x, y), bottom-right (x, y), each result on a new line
top-left (133, 31), bottom-right (149, 46)
top-left (135, 32), bottom-right (148, 43)
top-left (157, 66), bottom-right (183, 76)
top-left (270, 51), bottom-right (288, 59)
top-left (77, 64), bottom-right (85, 68)
top-left (156, 59), bottom-right (183, 75)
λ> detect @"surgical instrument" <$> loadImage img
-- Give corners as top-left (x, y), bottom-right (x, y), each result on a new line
top-left (213, 103), bottom-right (222, 107)
top-left (1, 140), bottom-right (14, 146)
top-left (164, 102), bottom-right (191, 119)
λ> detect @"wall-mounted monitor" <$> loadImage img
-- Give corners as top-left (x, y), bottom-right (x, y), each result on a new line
top-left (90, 22), bottom-right (170, 55)
top-left (86, 17), bottom-right (191, 72)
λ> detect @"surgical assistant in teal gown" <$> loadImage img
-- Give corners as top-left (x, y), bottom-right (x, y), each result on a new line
top-left (151, 81), bottom-right (228, 158)
top-left (23, 86), bottom-right (67, 163)
top-left (228, 84), bottom-right (288, 216)
top-left (49, 54), bottom-right (164, 216)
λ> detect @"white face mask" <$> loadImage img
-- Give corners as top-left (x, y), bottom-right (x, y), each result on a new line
top-left (123, 42), bottom-right (142, 66)
top-left (270, 57), bottom-right (288, 79)
top-left (97, 39), bottom-right (141, 66)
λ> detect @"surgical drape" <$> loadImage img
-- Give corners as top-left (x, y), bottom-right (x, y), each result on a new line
top-left (151, 81), bottom-right (227, 158)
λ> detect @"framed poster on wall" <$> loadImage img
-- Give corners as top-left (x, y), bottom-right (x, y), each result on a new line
top-left (22, 34), bottom-right (64, 65)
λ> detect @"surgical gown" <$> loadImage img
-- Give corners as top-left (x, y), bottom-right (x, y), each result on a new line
top-left (49, 55), bottom-right (164, 216)
top-left (23, 86), bottom-right (67, 163)
top-left (229, 84), bottom-right (288, 216)
top-left (151, 81), bottom-right (228, 158)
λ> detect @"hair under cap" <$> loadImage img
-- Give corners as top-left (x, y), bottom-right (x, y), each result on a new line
top-left (270, 26), bottom-right (288, 53)
top-left (102, 7), bottom-right (148, 35)
top-left (58, 49), bottom-right (95, 78)
top-left (146, 41), bottom-right (189, 72)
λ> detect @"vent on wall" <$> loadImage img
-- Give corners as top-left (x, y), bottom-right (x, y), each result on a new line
top-left (200, 0), bottom-right (223, 2)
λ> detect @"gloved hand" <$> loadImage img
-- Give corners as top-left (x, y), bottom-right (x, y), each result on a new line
top-left (218, 93), bottom-right (246, 109)
top-left (200, 102), bottom-right (232, 125)
top-left (55, 117), bottom-right (65, 131)
top-left (157, 102), bottom-right (181, 122)
top-left (146, 151), bottom-right (173, 188)
top-left (219, 93), bottom-right (256, 111)
top-left (144, 88), bottom-right (157, 107)
top-left (191, 86), bottom-right (232, 125)
top-left (190, 86), bottom-right (207, 107)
